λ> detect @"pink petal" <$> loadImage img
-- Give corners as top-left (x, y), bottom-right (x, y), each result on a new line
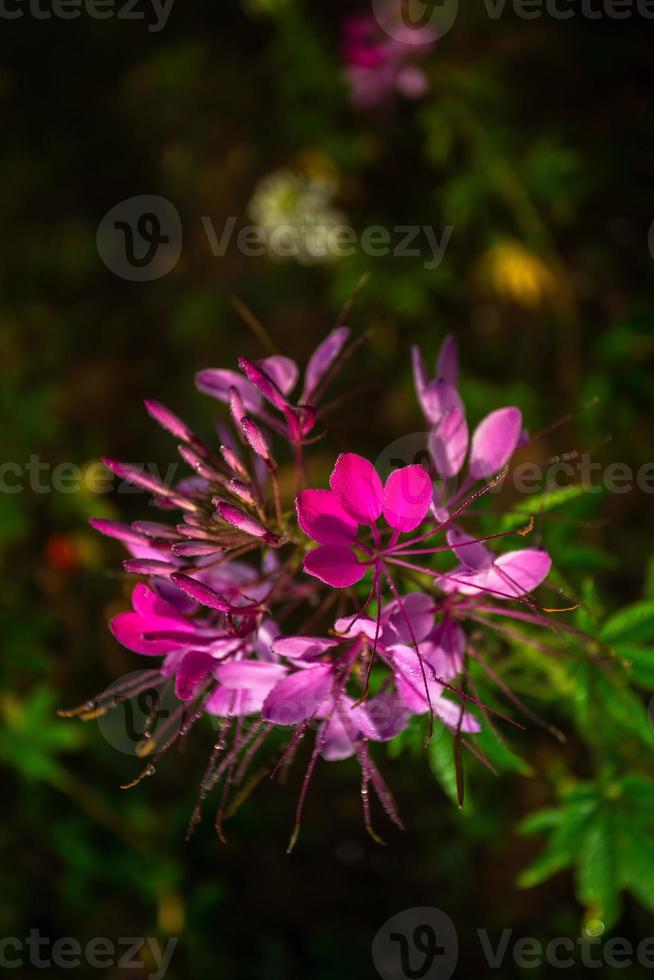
top-left (262, 664), bottom-right (334, 724)
top-left (132, 583), bottom-right (183, 620)
top-left (144, 399), bottom-right (194, 443)
top-left (319, 710), bottom-right (355, 761)
top-left (391, 645), bottom-right (441, 713)
top-left (302, 327), bottom-right (350, 401)
top-left (382, 465), bottom-right (432, 532)
top-left (330, 453), bottom-right (383, 524)
top-left (214, 661), bottom-right (287, 691)
top-left (423, 619), bottom-right (465, 681)
top-left (272, 635), bottom-right (340, 659)
top-left (485, 548), bottom-right (552, 599)
top-left (296, 489), bottom-right (358, 545)
top-left (195, 369), bottom-right (261, 413)
top-left (352, 692), bottom-right (410, 741)
top-left (238, 358), bottom-right (288, 411)
top-left (110, 611), bottom-right (185, 656)
top-left (433, 697), bottom-right (481, 733)
top-left (174, 650), bottom-right (215, 701)
top-left (88, 519), bottom-right (145, 546)
top-left (303, 545), bottom-right (367, 588)
top-left (383, 592), bottom-right (435, 644)
top-left (469, 407), bottom-right (522, 480)
top-left (445, 526), bottom-right (493, 572)
top-left (420, 380), bottom-right (463, 426)
top-left (204, 686), bottom-right (264, 717)
top-left (429, 408), bottom-right (469, 479)
top-left (411, 345), bottom-right (429, 402)
top-left (333, 615), bottom-right (378, 640)
top-left (436, 333), bottom-right (459, 386)
top-left (259, 355), bottom-right (298, 396)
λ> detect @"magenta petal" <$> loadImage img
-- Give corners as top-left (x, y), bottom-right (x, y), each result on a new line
top-left (391, 645), bottom-right (440, 713)
top-left (383, 592), bottom-right (434, 644)
top-left (272, 635), bottom-right (340, 659)
top-left (88, 519), bottom-right (145, 546)
top-left (436, 333), bottom-right (459, 387)
top-left (204, 686), bottom-right (264, 717)
top-left (420, 379), bottom-right (463, 426)
top-left (296, 488), bottom-right (358, 545)
top-left (333, 615), bottom-right (378, 640)
top-left (424, 619), bottom-right (465, 681)
top-left (170, 574), bottom-right (232, 612)
top-left (382, 465), bottom-right (432, 532)
top-left (174, 650), bottom-right (215, 701)
top-left (214, 661), bottom-right (286, 691)
top-left (319, 710), bottom-right (355, 761)
top-left (238, 358), bottom-right (288, 411)
top-left (195, 369), bottom-right (261, 413)
top-left (469, 407), bottom-right (522, 480)
top-left (262, 665), bottom-right (333, 724)
top-left (144, 399), bottom-right (194, 443)
top-left (330, 453), bottom-right (383, 524)
top-left (132, 583), bottom-right (182, 620)
top-left (445, 526), bottom-right (493, 572)
top-left (429, 407), bottom-right (469, 479)
top-left (259, 355), bottom-right (298, 396)
top-left (352, 692), bottom-right (410, 742)
top-left (411, 345), bottom-right (429, 402)
top-left (302, 327), bottom-right (350, 401)
top-left (110, 611), bottom-right (180, 656)
top-left (303, 545), bottom-right (367, 588)
top-left (486, 548), bottom-right (552, 598)
top-left (433, 697), bottom-right (481, 733)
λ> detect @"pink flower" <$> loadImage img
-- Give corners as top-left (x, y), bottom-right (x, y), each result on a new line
top-left (342, 8), bottom-right (436, 110)
top-left (297, 453), bottom-right (433, 587)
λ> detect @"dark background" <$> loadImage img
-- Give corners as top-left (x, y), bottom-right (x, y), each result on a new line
top-left (2, 2), bottom-right (654, 977)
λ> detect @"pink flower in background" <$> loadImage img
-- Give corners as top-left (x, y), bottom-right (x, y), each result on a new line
top-left (342, 8), bottom-right (436, 110)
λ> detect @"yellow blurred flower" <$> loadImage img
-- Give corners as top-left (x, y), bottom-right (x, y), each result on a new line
top-left (478, 240), bottom-right (558, 308)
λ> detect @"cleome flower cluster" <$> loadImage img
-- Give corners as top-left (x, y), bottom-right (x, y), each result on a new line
top-left (64, 327), bottom-right (555, 848)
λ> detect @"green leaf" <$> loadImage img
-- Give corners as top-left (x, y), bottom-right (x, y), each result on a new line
top-left (499, 485), bottom-right (587, 532)
top-left (601, 601), bottom-right (654, 644)
top-left (428, 726), bottom-right (461, 807)
top-left (614, 644), bottom-right (654, 689)
top-left (474, 723), bottom-right (532, 777)
top-left (576, 806), bottom-right (620, 927)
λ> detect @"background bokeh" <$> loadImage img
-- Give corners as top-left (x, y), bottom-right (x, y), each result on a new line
top-left (2, 2), bottom-right (654, 977)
